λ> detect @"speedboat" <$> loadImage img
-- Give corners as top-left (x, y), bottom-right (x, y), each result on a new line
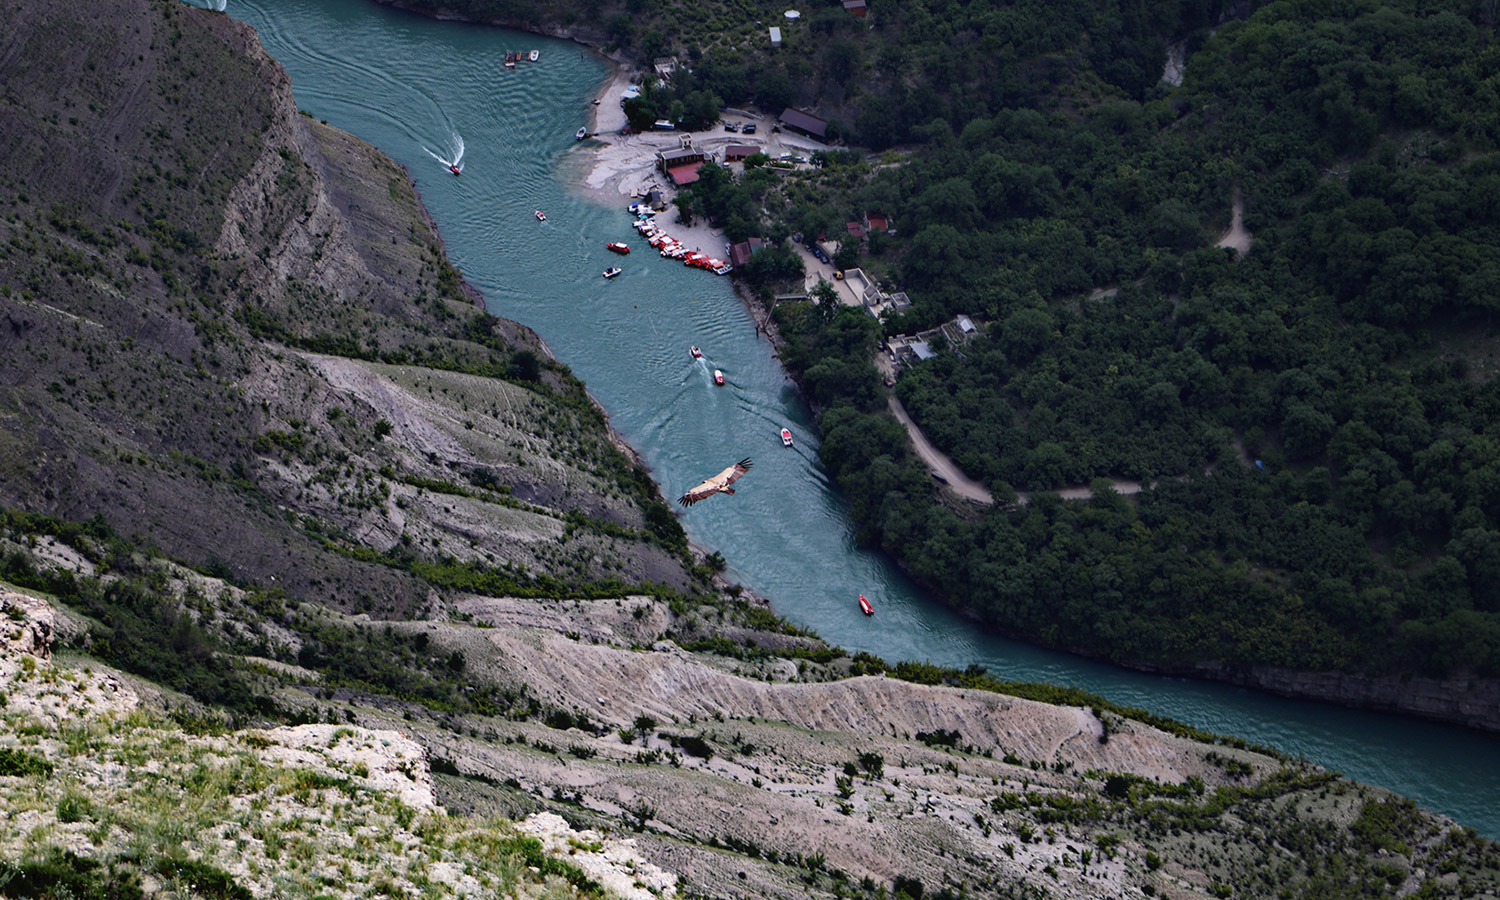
top-left (576, 127), bottom-right (588, 140)
top-left (448, 163), bottom-right (461, 176)
top-left (690, 346), bottom-right (702, 359)
top-left (529, 50), bottom-right (540, 62)
top-left (713, 369), bottom-right (725, 385)
top-left (858, 594), bottom-right (874, 616)
top-left (535, 209), bottom-right (547, 222)
top-left (602, 267), bottom-right (622, 279)
top-left (781, 428), bottom-right (794, 447)
top-left (606, 242), bottom-right (630, 254)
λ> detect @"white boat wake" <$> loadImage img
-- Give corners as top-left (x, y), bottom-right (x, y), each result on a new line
top-left (422, 133), bottom-right (464, 173)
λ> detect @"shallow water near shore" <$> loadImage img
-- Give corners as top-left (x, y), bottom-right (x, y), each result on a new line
top-left (217, 0), bottom-right (1500, 836)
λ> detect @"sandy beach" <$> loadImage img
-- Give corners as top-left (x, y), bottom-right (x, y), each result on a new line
top-left (572, 62), bottom-right (834, 275)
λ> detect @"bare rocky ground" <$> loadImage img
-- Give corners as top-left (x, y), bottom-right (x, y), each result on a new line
top-left (9, 573), bottom-right (1500, 900)
top-left (0, 588), bottom-right (673, 900)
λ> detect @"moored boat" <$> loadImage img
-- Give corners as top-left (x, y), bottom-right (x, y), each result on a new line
top-left (606, 242), bottom-right (630, 254)
top-left (576, 126), bottom-right (588, 140)
top-left (781, 428), bottom-right (794, 447)
top-left (602, 267), bottom-right (622, 279)
top-left (858, 594), bottom-right (874, 616)
top-left (713, 369), bottom-right (725, 385)
top-left (529, 49), bottom-right (540, 62)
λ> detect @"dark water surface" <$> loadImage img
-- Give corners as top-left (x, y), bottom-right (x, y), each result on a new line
top-left (215, 0), bottom-right (1500, 836)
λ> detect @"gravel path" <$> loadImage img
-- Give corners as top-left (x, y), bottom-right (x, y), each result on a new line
top-left (885, 393), bottom-right (995, 505)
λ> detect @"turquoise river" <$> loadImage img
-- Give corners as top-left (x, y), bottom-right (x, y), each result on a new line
top-left (215, 0), bottom-right (1500, 837)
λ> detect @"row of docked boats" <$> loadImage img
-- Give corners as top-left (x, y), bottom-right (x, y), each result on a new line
top-left (630, 212), bottom-right (732, 275)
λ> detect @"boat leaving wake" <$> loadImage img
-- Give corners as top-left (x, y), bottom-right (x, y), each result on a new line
top-left (422, 133), bottom-right (464, 173)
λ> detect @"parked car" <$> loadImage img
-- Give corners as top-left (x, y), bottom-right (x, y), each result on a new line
top-left (723, 122), bottom-right (739, 132)
top-left (809, 245), bottom-right (832, 264)
top-left (743, 123), bottom-right (757, 134)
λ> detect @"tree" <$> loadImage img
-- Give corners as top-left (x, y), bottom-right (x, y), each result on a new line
top-left (812, 277), bottom-right (840, 320)
top-left (755, 70), bottom-right (795, 114)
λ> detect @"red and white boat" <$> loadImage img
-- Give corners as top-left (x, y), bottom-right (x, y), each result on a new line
top-left (690, 346), bottom-right (702, 359)
top-left (606, 242), bottom-right (630, 254)
top-left (713, 369), bottom-right (725, 386)
top-left (781, 428), bottom-right (794, 447)
top-left (534, 209), bottom-right (547, 222)
top-left (449, 163), bottom-right (462, 176)
top-left (858, 594), bottom-right (874, 616)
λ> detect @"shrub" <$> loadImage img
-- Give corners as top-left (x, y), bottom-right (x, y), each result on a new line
top-left (0, 747), bottom-right (54, 778)
top-left (675, 734), bottom-right (713, 759)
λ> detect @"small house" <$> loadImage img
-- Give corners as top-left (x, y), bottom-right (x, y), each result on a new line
top-left (729, 237), bottom-right (766, 268)
top-left (769, 26), bottom-right (782, 48)
top-left (657, 146), bottom-right (706, 187)
top-left (656, 147), bottom-right (704, 171)
top-left (843, 0), bottom-right (868, 16)
top-left (723, 144), bottom-right (760, 162)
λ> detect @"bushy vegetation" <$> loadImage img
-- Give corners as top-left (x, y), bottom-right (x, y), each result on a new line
top-left (760, 0), bottom-right (1500, 684)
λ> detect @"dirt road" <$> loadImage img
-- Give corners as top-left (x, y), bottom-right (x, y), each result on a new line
top-left (885, 394), bottom-right (995, 505)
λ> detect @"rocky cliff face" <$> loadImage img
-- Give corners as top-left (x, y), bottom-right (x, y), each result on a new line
top-left (0, 0), bottom-right (695, 614)
top-left (1205, 663), bottom-right (1500, 736)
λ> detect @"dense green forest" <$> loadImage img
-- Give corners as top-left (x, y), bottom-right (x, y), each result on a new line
top-left (774, 0), bottom-right (1500, 679)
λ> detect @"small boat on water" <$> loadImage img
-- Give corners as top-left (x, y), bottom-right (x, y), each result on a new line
top-left (504, 52), bottom-right (517, 70)
top-left (529, 49), bottom-right (540, 62)
top-left (602, 267), bottom-right (622, 279)
top-left (606, 242), bottom-right (630, 254)
top-left (535, 209), bottom-right (547, 222)
top-left (781, 428), bottom-right (794, 447)
top-left (449, 163), bottom-right (462, 176)
top-left (858, 594), bottom-right (874, 616)
top-left (690, 346), bottom-right (702, 359)
top-left (576, 127), bottom-right (588, 140)
top-left (713, 369), bottom-right (725, 386)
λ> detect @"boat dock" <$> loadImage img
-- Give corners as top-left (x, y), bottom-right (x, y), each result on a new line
top-left (631, 213), bottom-right (732, 275)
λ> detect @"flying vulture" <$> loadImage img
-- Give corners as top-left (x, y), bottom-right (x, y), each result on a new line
top-left (678, 458), bottom-right (753, 506)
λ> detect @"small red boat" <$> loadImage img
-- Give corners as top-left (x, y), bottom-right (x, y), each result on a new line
top-left (713, 369), bottom-right (725, 386)
top-left (535, 209), bottom-right (547, 222)
top-left (690, 346), bottom-right (702, 359)
top-left (606, 242), bottom-right (630, 254)
top-left (449, 164), bottom-right (462, 176)
top-left (781, 428), bottom-right (794, 447)
top-left (858, 594), bottom-right (874, 616)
